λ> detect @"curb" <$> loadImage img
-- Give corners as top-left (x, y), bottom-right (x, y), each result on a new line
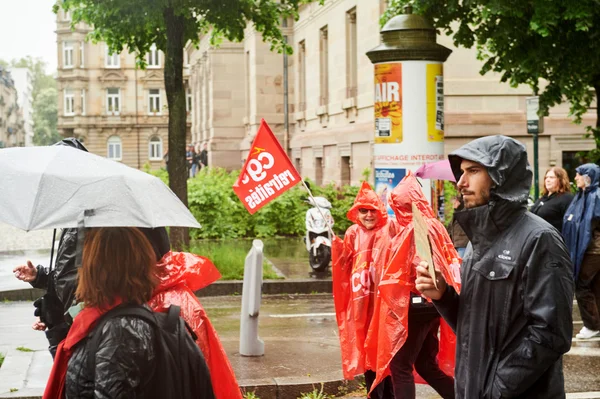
top-left (1, 280), bottom-right (332, 302)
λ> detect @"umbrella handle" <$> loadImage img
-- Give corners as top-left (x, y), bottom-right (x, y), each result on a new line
top-left (48, 229), bottom-right (57, 272)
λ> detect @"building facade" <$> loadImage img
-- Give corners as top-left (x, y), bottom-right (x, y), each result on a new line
top-left (9, 68), bottom-right (34, 147)
top-left (187, 0), bottom-right (595, 188)
top-left (57, 0), bottom-right (595, 184)
top-left (0, 66), bottom-right (25, 148)
top-left (55, 9), bottom-right (190, 169)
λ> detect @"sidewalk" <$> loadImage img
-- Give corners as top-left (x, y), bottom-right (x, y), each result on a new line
top-left (2, 295), bottom-right (600, 399)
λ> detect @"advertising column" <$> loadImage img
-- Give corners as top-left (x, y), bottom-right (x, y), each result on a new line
top-left (367, 7), bottom-right (452, 219)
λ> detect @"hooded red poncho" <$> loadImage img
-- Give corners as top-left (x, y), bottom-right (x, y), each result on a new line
top-left (332, 181), bottom-right (398, 383)
top-left (376, 172), bottom-right (460, 388)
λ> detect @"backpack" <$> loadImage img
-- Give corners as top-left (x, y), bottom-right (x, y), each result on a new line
top-left (87, 304), bottom-right (215, 399)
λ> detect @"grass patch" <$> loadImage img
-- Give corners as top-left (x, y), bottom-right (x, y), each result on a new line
top-left (0, 352), bottom-right (5, 368)
top-left (189, 240), bottom-right (281, 280)
top-left (297, 384), bottom-right (333, 399)
top-left (16, 346), bottom-right (34, 352)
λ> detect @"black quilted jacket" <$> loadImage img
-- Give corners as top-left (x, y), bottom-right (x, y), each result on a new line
top-left (65, 316), bottom-right (156, 399)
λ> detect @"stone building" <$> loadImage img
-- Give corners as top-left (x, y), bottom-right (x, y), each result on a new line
top-left (55, 8), bottom-right (190, 169)
top-left (188, 0), bottom-right (595, 187)
top-left (0, 66), bottom-right (25, 148)
top-left (9, 68), bottom-right (34, 147)
top-left (57, 0), bottom-right (595, 185)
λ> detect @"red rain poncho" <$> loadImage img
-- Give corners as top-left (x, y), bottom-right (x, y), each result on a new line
top-left (378, 172), bottom-right (461, 387)
top-left (149, 252), bottom-right (242, 399)
top-left (332, 182), bottom-right (398, 381)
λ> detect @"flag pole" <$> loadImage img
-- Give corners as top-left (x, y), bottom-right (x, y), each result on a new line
top-left (300, 180), bottom-right (335, 237)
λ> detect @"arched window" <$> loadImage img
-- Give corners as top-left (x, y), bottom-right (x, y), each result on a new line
top-left (149, 136), bottom-right (163, 160)
top-left (107, 136), bottom-right (122, 160)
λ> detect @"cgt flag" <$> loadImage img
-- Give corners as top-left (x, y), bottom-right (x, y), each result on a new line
top-left (233, 119), bottom-right (301, 214)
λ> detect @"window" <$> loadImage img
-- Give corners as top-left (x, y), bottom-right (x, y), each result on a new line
top-left (106, 88), bottom-right (120, 115)
top-left (63, 42), bottom-right (73, 69)
top-left (298, 40), bottom-right (306, 112)
top-left (319, 26), bottom-right (329, 106)
top-left (64, 89), bottom-right (74, 116)
top-left (341, 156), bottom-right (351, 185)
top-left (105, 46), bottom-right (120, 68)
top-left (63, 9), bottom-right (71, 21)
top-left (149, 136), bottom-right (163, 160)
top-left (148, 89), bottom-right (161, 114)
top-left (80, 89), bottom-right (86, 115)
top-left (80, 41), bottom-right (85, 68)
top-left (186, 87), bottom-right (192, 113)
top-left (147, 44), bottom-right (160, 68)
top-left (107, 136), bottom-right (122, 160)
top-left (315, 157), bottom-right (323, 186)
top-left (562, 151), bottom-right (589, 184)
top-left (346, 7), bottom-right (357, 98)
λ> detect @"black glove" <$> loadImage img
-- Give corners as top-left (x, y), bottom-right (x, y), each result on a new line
top-left (33, 293), bottom-right (65, 329)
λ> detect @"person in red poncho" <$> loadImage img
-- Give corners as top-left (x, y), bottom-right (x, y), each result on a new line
top-left (332, 181), bottom-right (395, 398)
top-left (384, 172), bottom-right (458, 399)
top-left (149, 251), bottom-right (242, 399)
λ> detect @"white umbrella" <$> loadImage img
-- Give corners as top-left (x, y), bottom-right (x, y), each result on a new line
top-left (0, 145), bottom-right (200, 231)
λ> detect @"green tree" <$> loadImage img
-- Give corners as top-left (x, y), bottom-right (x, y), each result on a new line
top-left (32, 88), bottom-right (61, 146)
top-left (384, 1), bottom-right (600, 159)
top-left (57, 0), bottom-right (321, 248)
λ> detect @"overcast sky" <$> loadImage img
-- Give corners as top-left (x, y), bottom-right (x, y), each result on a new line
top-left (0, 0), bottom-right (58, 73)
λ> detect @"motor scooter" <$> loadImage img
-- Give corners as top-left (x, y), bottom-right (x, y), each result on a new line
top-left (305, 196), bottom-right (334, 276)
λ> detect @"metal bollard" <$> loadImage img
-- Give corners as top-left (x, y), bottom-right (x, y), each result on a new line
top-left (239, 239), bottom-right (265, 356)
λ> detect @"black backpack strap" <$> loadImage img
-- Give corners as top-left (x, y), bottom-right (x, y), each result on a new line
top-left (165, 305), bottom-right (180, 333)
top-left (164, 305), bottom-right (197, 340)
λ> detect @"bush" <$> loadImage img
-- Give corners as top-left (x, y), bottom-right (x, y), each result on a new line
top-left (443, 181), bottom-right (458, 226)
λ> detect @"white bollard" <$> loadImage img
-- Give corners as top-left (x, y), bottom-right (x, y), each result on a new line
top-left (239, 239), bottom-right (265, 356)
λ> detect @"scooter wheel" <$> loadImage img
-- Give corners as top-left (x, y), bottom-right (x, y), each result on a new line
top-left (309, 246), bottom-right (331, 272)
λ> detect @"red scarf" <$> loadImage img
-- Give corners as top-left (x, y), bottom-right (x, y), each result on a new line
top-left (43, 300), bottom-right (121, 399)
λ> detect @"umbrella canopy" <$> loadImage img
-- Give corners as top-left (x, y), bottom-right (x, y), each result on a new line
top-left (414, 159), bottom-right (456, 182)
top-left (0, 146), bottom-right (200, 231)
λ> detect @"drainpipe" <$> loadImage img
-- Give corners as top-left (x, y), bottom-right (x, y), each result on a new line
top-left (135, 66), bottom-right (140, 169)
top-left (282, 18), bottom-right (289, 156)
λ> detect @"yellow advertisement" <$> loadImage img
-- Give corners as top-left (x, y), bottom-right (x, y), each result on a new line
top-left (426, 63), bottom-right (444, 142)
top-left (374, 63), bottom-right (402, 144)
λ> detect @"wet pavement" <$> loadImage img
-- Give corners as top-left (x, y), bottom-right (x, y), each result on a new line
top-left (2, 294), bottom-right (600, 398)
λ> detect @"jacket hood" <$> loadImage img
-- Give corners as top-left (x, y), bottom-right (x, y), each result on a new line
top-left (139, 227), bottom-right (170, 262)
top-left (347, 181), bottom-right (388, 229)
top-left (389, 171), bottom-right (434, 228)
top-left (54, 137), bottom-right (89, 152)
top-left (448, 135), bottom-right (532, 205)
top-left (576, 163), bottom-right (600, 191)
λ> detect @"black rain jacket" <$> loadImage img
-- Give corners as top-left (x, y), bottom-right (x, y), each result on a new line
top-left (65, 315), bottom-right (156, 398)
top-left (435, 135), bottom-right (574, 399)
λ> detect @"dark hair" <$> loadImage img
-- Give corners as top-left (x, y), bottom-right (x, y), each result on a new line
top-left (76, 227), bottom-right (158, 309)
top-left (541, 167), bottom-right (570, 196)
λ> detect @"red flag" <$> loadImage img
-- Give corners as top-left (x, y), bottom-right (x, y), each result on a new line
top-left (233, 119), bottom-right (301, 214)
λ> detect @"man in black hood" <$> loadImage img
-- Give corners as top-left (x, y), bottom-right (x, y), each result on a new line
top-left (13, 138), bottom-right (171, 357)
top-left (416, 135), bottom-right (574, 398)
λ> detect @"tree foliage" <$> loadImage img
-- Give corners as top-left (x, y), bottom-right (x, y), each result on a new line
top-left (384, 0), bottom-right (600, 159)
top-left (32, 88), bottom-right (62, 146)
top-left (56, 0), bottom-right (321, 248)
